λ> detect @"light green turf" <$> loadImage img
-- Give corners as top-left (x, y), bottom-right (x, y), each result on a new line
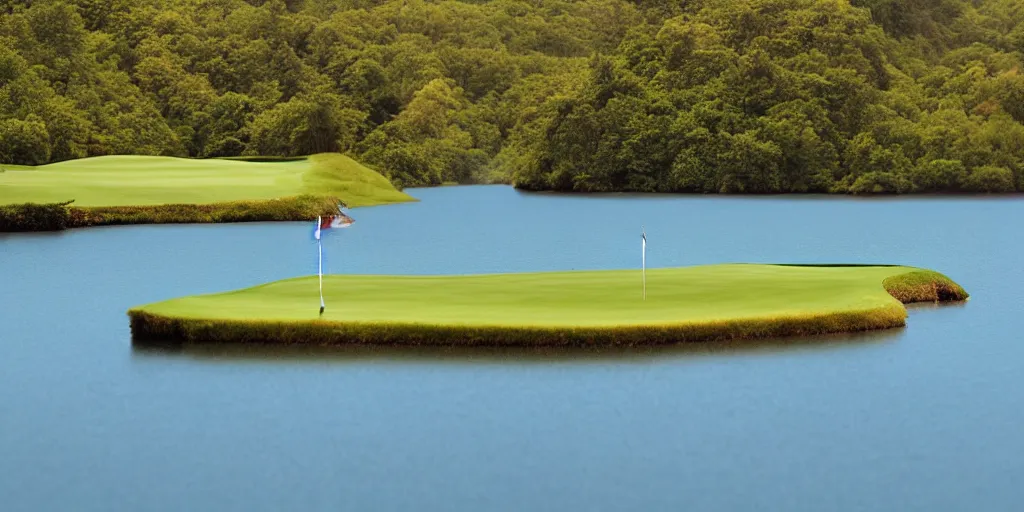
top-left (0, 153), bottom-right (413, 208)
top-left (134, 264), bottom-right (925, 328)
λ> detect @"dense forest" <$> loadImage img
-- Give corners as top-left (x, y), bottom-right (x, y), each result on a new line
top-left (2, 0), bottom-right (1024, 193)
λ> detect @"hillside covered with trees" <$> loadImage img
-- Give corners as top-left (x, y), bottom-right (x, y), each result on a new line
top-left (2, 0), bottom-right (1024, 193)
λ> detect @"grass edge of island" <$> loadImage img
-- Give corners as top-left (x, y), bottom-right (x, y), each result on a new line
top-left (127, 268), bottom-right (968, 348)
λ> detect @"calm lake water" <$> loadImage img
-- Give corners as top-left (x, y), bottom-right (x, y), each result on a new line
top-left (1, 185), bottom-right (1022, 511)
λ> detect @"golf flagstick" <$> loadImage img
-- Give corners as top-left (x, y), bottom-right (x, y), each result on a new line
top-left (313, 208), bottom-right (354, 315)
top-left (642, 226), bottom-right (647, 301)
top-left (316, 216), bottom-right (325, 315)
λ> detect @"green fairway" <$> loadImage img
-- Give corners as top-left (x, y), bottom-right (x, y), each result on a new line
top-left (0, 164), bottom-right (32, 171)
top-left (0, 153), bottom-right (412, 208)
top-left (129, 264), bottom-right (968, 346)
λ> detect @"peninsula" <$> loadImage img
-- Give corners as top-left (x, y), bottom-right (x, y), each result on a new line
top-left (0, 154), bottom-right (412, 231)
top-left (128, 264), bottom-right (968, 347)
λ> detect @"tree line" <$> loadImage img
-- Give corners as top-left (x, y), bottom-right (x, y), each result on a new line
top-left (2, 0), bottom-right (1024, 193)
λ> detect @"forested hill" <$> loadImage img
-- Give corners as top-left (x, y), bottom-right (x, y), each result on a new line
top-left (2, 1), bottom-right (1024, 194)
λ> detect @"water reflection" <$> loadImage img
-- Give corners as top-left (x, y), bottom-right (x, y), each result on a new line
top-left (905, 299), bottom-right (970, 311)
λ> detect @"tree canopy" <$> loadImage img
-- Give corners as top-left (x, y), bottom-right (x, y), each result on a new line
top-left (2, 0), bottom-right (1024, 193)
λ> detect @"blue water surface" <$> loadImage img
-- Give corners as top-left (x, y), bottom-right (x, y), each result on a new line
top-left (1, 185), bottom-right (1021, 511)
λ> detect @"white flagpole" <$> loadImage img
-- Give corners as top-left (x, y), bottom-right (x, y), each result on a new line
top-left (642, 226), bottom-right (647, 301)
top-left (318, 238), bottom-right (325, 314)
top-left (317, 216), bottom-right (325, 315)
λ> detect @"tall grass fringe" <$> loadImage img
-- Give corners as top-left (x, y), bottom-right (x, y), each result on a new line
top-left (128, 273), bottom-right (967, 347)
top-left (882, 270), bottom-right (969, 302)
top-left (0, 201), bottom-right (72, 231)
top-left (0, 196), bottom-right (341, 231)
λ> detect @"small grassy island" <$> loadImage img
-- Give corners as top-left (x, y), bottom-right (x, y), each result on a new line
top-left (0, 154), bottom-right (412, 231)
top-left (129, 264), bottom-right (967, 347)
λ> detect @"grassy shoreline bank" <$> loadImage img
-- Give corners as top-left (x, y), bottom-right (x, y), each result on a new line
top-left (0, 153), bottom-right (413, 231)
top-left (128, 265), bottom-right (968, 348)
top-left (0, 195), bottom-right (346, 231)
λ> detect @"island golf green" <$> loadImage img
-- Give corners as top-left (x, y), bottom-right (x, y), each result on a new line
top-left (0, 153), bottom-right (412, 231)
top-left (128, 264), bottom-right (968, 347)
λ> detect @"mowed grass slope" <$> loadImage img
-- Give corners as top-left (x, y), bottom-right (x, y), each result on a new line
top-left (0, 153), bottom-right (412, 208)
top-left (129, 264), bottom-right (968, 346)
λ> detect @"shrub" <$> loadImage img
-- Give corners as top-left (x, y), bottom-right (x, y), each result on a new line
top-left (912, 159), bottom-right (966, 192)
top-left (68, 195), bottom-right (340, 227)
top-left (883, 270), bottom-right (969, 302)
top-left (1, 196), bottom-right (341, 231)
top-left (0, 201), bottom-right (71, 231)
top-left (0, 117), bottom-right (51, 166)
top-left (850, 171), bottom-right (912, 194)
top-left (962, 166), bottom-right (1015, 193)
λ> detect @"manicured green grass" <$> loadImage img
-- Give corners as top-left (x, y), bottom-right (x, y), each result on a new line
top-left (0, 153), bottom-right (412, 208)
top-left (128, 264), bottom-right (968, 347)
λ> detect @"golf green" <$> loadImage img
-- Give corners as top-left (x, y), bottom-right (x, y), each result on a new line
top-left (0, 153), bottom-right (412, 208)
top-left (128, 264), bottom-right (968, 346)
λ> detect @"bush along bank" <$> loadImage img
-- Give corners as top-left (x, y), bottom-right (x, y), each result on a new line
top-left (0, 196), bottom-right (342, 232)
top-left (0, 201), bottom-right (72, 231)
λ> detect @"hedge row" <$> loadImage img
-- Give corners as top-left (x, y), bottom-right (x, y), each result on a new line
top-left (0, 201), bottom-right (72, 231)
top-left (0, 196), bottom-right (341, 231)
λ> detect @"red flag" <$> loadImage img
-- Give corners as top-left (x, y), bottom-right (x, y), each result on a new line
top-left (314, 211), bottom-right (354, 240)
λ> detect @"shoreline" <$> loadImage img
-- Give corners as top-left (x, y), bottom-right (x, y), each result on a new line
top-left (7, 181), bottom-right (1024, 232)
top-left (0, 196), bottom-right (346, 232)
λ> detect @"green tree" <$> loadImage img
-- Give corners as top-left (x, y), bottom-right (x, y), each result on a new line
top-left (0, 0), bottom-right (1023, 195)
top-left (963, 165), bottom-right (1015, 192)
top-left (249, 90), bottom-right (366, 156)
top-left (912, 159), bottom-right (967, 191)
top-left (0, 115), bottom-right (50, 165)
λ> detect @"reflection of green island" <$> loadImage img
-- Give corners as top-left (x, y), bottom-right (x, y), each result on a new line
top-left (129, 264), bottom-right (968, 347)
top-left (0, 154), bottom-right (412, 231)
